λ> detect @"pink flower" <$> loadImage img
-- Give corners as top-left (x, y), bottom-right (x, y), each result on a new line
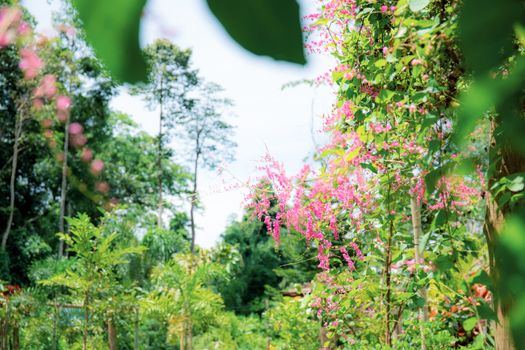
top-left (340, 247), bottom-right (355, 271)
top-left (411, 58), bottom-right (423, 66)
top-left (19, 48), bottom-right (42, 79)
top-left (34, 75), bottom-right (56, 98)
top-left (71, 134), bottom-right (87, 147)
top-left (17, 21), bottom-right (29, 35)
top-left (80, 148), bottom-right (93, 162)
top-left (56, 96), bottom-right (71, 111)
top-left (41, 118), bottom-right (52, 129)
top-left (90, 159), bottom-right (104, 175)
top-left (380, 5), bottom-right (388, 13)
top-left (0, 7), bottom-right (22, 47)
top-left (95, 181), bottom-right (110, 193)
top-left (32, 98), bottom-right (43, 110)
top-left (68, 122), bottom-right (83, 135)
top-left (57, 110), bottom-right (68, 123)
top-left (408, 104), bottom-right (416, 113)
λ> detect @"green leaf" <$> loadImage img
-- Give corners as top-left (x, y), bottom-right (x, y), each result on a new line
top-left (424, 169), bottom-right (441, 194)
top-left (409, 0), bottom-right (430, 12)
top-left (374, 59), bottom-right (387, 68)
top-left (435, 255), bottom-right (453, 272)
top-left (360, 162), bottom-right (378, 174)
top-left (206, 0), bottom-right (305, 64)
top-left (463, 317), bottom-right (478, 332)
top-left (476, 302), bottom-right (496, 321)
top-left (419, 231), bottom-right (431, 252)
top-left (508, 176), bottom-right (524, 192)
top-left (72, 0), bottom-right (148, 83)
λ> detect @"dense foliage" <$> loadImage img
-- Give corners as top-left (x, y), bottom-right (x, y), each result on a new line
top-left (1, 0), bottom-right (525, 349)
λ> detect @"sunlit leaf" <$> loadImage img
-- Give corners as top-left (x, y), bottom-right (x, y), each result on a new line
top-left (409, 0), bottom-right (430, 12)
top-left (463, 317), bottom-right (477, 331)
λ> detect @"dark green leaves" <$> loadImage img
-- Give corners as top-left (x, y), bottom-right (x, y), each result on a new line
top-left (72, 0), bottom-right (148, 83)
top-left (453, 57), bottom-right (525, 148)
top-left (206, 0), bottom-right (306, 64)
top-left (458, 0), bottom-right (524, 76)
top-left (72, 0), bottom-right (305, 83)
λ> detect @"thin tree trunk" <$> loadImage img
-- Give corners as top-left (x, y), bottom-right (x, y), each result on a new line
top-left (485, 116), bottom-right (525, 349)
top-left (2, 110), bottom-right (23, 251)
top-left (134, 308), bottom-right (139, 350)
top-left (83, 293), bottom-right (89, 350)
top-left (319, 319), bottom-right (328, 349)
top-left (58, 116), bottom-right (70, 257)
top-left (486, 191), bottom-right (516, 350)
top-left (157, 76), bottom-right (164, 229)
top-left (187, 317), bottom-right (193, 350)
top-left (107, 318), bottom-right (117, 350)
top-left (179, 320), bottom-right (185, 350)
top-left (53, 294), bottom-right (59, 350)
top-left (411, 194), bottom-right (427, 350)
top-left (12, 323), bottom-right (19, 350)
top-left (383, 220), bottom-right (394, 346)
top-left (190, 150), bottom-right (199, 253)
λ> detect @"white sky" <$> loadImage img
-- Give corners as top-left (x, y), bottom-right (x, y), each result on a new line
top-left (23, 0), bottom-right (335, 248)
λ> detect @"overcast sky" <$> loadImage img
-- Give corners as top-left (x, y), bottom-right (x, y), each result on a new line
top-left (24, 0), bottom-right (335, 247)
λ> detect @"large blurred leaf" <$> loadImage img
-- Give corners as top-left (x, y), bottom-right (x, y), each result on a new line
top-left (453, 56), bottom-right (525, 147)
top-left (72, 0), bottom-right (147, 83)
top-left (498, 215), bottom-right (525, 349)
top-left (206, 0), bottom-right (306, 64)
top-left (458, 0), bottom-right (524, 75)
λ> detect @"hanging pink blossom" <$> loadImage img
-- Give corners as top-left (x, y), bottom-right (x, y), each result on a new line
top-left (80, 148), bottom-right (93, 162)
top-left (19, 48), bottom-right (42, 79)
top-left (95, 181), bottom-right (110, 193)
top-left (0, 7), bottom-right (21, 47)
top-left (68, 122), bottom-right (83, 135)
top-left (34, 75), bottom-right (56, 98)
top-left (56, 95), bottom-right (71, 111)
top-left (90, 159), bottom-right (104, 175)
top-left (71, 134), bottom-right (87, 147)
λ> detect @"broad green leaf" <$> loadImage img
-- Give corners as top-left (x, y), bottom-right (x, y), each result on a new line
top-left (374, 59), bottom-right (387, 68)
top-left (409, 0), bottom-right (430, 12)
top-left (476, 302), bottom-right (496, 321)
top-left (463, 317), bottom-right (478, 331)
top-left (507, 176), bottom-right (524, 192)
top-left (206, 0), bottom-right (306, 64)
top-left (72, 0), bottom-right (147, 83)
top-left (424, 168), bottom-right (441, 194)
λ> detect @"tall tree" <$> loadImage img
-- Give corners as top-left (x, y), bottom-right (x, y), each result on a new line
top-left (179, 82), bottom-right (236, 252)
top-left (133, 39), bottom-right (198, 228)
